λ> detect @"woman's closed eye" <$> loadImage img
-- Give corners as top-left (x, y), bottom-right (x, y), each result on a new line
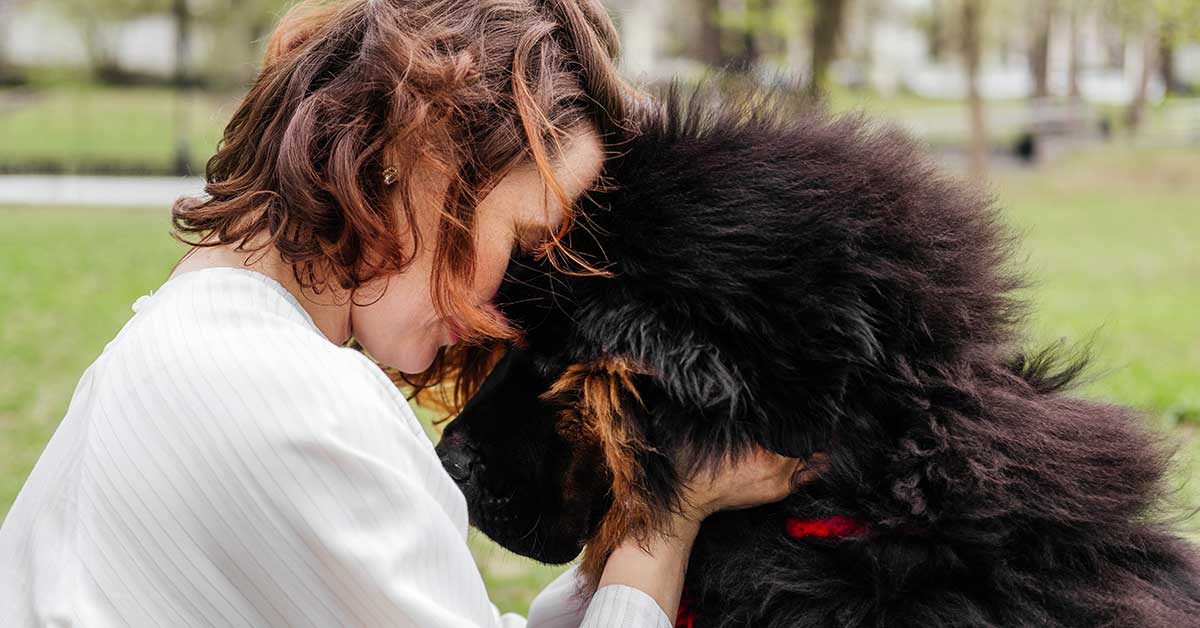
top-left (512, 221), bottom-right (553, 258)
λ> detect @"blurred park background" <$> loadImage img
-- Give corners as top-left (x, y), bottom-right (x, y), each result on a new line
top-left (1, 0), bottom-right (1198, 615)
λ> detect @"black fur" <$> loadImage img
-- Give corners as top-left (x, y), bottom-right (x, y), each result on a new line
top-left (437, 87), bottom-right (1200, 627)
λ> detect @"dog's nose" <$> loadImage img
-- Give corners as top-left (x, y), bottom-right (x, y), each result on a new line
top-left (438, 446), bottom-right (477, 483)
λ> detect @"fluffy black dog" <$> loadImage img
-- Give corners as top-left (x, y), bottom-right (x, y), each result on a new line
top-left (436, 88), bottom-right (1200, 627)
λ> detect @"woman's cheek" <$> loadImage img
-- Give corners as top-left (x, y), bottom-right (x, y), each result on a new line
top-left (476, 240), bottom-right (514, 303)
top-left (362, 325), bottom-right (439, 374)
top-left (350, 286), bottom-right (438, 373)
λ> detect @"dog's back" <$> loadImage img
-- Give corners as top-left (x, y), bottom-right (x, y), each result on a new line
top-left (441, 87), bottom-right (1200, 627)
top-left (685, 354), bottom-right (1200, 627)
top-left (620, 89), bottom-right (1200, 628)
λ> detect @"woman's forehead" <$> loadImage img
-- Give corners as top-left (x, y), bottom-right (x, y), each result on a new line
top-left (507, 125), bottom-right (604, 226)
top-left (556, 126), bottom-right (606, 200)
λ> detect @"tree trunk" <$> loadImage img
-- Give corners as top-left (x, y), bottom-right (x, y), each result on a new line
top-left (928, 0), bottom-right (946, 62)
top-left (1158, 25), bottom-right (1182, 95)
top-left (0, 0), bottom-right (10, 82)
top-left (172, 0), bottom-right (192, 175)
top-left (1067, 1), bottom-right (1082, 102)
top-left (728, 32), bottom-right (758, 73)
top-left (809, 0), bottom-right (846, 97)
top-left (1029, 0), bottom-right (1056, 99)
top-left (860, 0), bottom-right (882, 90)
top-left (728, 0), bottom-right (758, 75)
top-left (80, 15), bottom-right (118, 79)
top-left (696, 0), bottom-right (724, 67)
top-left (961, 0), bottom-right (988, 181)
top-left (755, 0), bottom-right (783, 63)
top-left (1126, 29), bottom-right (1156, 133)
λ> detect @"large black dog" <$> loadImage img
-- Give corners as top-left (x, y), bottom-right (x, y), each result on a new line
top-left (436, 89), bottom-right (1200, 627)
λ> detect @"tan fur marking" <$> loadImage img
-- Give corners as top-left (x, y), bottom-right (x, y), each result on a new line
top-left (545, 357), bottom-right (666, 589)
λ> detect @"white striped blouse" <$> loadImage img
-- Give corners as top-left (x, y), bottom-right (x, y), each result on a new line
top-left (0, 267), bottom-right (670, 628)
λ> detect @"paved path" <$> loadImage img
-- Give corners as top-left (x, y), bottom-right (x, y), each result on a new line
top-left (0, 176), bottom-right (206, 208)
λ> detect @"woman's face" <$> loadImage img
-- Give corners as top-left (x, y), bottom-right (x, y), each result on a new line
top-left (351, 126), bottom-right (605, 374)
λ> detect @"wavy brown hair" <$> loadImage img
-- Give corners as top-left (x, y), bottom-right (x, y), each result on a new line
top-left (173, 0), bottom-right (634, 409)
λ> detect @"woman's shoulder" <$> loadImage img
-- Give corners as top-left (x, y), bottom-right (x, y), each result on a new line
top-left (49, 271), bottom-right (472, 597)
top-left (101, 267), bottom-right (425, 441)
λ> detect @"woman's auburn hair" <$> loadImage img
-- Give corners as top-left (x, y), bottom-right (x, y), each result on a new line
top-left (172, 0), bottom-right (634, 410)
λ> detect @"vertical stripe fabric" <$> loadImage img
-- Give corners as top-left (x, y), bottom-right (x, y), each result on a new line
top-left (1, 267), bottom-right (669, 628)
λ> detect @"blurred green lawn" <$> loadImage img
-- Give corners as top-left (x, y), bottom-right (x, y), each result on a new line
top-left (0, 86), bottom-right (232, 174)
top-left (1, 146), bottom-right (1197, 613)
top-left (0, 84), bottom-right (1189, 174)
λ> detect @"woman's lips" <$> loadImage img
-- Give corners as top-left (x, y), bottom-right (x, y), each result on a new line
top-left (441, 317), bottom-right (465, 347)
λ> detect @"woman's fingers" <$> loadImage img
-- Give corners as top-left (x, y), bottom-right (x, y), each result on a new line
top-left (793, 451), bottom-right (831, 487)
top-left (682, 448), bottom-right (830, 517)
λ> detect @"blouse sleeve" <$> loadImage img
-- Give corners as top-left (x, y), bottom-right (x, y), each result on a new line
top-left (526, 566), bottom-right (673, 628)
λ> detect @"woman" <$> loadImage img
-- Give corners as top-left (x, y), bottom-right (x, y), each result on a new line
top-left (0, 1), bottom-right (802, 626)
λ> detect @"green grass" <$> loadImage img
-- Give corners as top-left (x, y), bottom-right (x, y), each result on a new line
top-left (0, 86), bottom-right (233, 173)
top-left (1, 145), bottom-right (1198, 613)
top-left (1000, 147), bottom-right (1200, 424)
top-left (1, 83), bottom-right (1193, 174)
top-left (0, 207), bottom-right (184, 509)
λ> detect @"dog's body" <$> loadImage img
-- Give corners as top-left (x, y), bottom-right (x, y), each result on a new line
top-left (436, 89), bottom-right (1200, 627)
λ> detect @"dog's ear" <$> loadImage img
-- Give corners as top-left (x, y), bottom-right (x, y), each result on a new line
top-left (547, 358), bottom-right (665, 519)
top-left (545, 357), bottom-right (678, 588)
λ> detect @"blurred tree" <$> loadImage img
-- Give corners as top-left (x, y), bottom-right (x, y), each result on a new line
top-left (197, 0), bottom-right (293, 87)
top-left (808, 0), bottom-right (847, 97)
top-left (0, 0), bottom-right (15, 83)
top-left (1067, 0), bottom-right (1083, 101)
top-left (56, 0), bottom-right (169, 80)
top-left (1127, 12), bottom-right (1155, 131)
top-left (55, 0), bottom-right (290, 87)
top-left (171, 0), bottom-right (191, 174)
top-left (706, 0), bottom-right (846, 94)
top-left (960, 0), bottom-right (988, 180)
top-left (1105, 0), bottom-right (1200, 128)
top-left (1029, 0), bottom-right (1057, 99)
top-left (1105, 0), bottom-right (1159, 131)
top-left (696, 0), bottom-right (726, 67)
top-left (854, 0), bottom-right (884, 90)
top-left (708, 0), bottom-right (799, 73)
top-left (56, 0), bottom-right (203, 170)
top-left (717, 0), bottom-right (770, 72)
top-left (927, 0), bottom-right (949, 62)
top-left (1155, 0), bottom-right (1200, 94)
top-left (1159, 23), bottom-right (1183, 94)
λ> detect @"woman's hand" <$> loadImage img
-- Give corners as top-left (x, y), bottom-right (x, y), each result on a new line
top-left (596, 447), bottom-right (826, 621)
top-left (677, 448), bottom-right (829, 524)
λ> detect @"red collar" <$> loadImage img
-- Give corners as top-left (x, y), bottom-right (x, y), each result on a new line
top-left (674, 515), bottom-right (869, 628)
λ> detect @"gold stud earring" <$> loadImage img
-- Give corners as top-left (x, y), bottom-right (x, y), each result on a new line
top-left (382, 166), bottom-right (399, 186)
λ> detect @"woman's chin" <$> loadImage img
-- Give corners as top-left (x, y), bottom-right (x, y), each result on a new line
top-left (367, 340), bottom-right (439, 376)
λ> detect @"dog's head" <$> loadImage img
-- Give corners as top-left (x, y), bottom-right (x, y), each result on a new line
top-left (437, 88), bottom-right (1018, 583)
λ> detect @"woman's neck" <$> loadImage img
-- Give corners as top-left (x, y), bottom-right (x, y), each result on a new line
top-left (171, 244), bottom-right (354, 345)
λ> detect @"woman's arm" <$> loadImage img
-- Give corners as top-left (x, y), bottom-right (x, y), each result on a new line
top-left (596, 449), bottom-right (814, 619)
top-left (594, 516), bottom-right (700, 620)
